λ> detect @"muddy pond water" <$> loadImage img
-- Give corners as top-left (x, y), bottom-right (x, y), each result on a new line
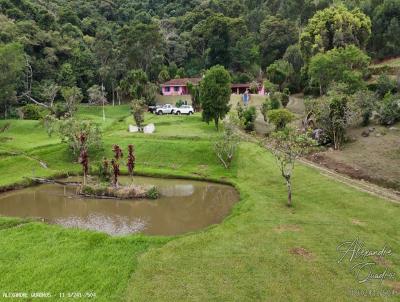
top-left (0, 176), bottom-right (239, 236)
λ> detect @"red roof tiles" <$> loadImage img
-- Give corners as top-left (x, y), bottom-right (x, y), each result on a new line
top-left (161, 78), bottom-right (202, 86)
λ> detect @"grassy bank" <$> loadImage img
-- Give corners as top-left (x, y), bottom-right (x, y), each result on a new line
top-left (0, 106), bottom-right (399, 301)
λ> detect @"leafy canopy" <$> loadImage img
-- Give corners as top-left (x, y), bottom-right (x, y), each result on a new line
top-left (200, 65), bottom-right (232, 130)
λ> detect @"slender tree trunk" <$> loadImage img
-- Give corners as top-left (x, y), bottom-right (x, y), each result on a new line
top-left (215, 117), bottom-right (219, 130)
top-left (286, 177), bottom-right (292, 207)
top-left (112, 84), bottom-right (115, 107)
top-left (117, 90), bottom-right (121, 105)
top-left (333, 131), bottom-right (338, 150)
top-left (102, 82), bottom-right (106, 122)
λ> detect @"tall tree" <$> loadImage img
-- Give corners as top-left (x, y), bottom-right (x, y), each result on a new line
top-left (0, 43), bottom-right (25, 118)
top-left (118, 21), bottom-right (164, 75)
top-left (200, 65), bottom-right (231, 130)
top-left (300, 5), bottom-right (371, 60)
top-left (266, 60), bottom-right (294, 91)
top-left (308, 45), bottom-right (370, 95)
top-left (259, 16), bottom-right (298, 68)
top-left (270, 128), bottom-right (316, 207)
top-left (61, 86), bottom-right (83, 116)
top-left (370, 0), bottom-right (400, 58)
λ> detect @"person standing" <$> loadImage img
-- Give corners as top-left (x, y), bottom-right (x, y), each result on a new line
top-left (243, 89), bottom-right (250, 106)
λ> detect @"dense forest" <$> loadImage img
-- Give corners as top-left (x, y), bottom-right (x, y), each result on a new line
top-left (0, 0), bottom-right (399, 117)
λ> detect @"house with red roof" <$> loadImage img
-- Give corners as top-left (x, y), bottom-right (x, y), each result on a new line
top-left (161, 78), bottom-right (265, 96)
top-left (161, 78), bottom-right (202, 96)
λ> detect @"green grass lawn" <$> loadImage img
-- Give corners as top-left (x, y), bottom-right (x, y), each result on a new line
top-left (0, 106), bottom-right (399, 301)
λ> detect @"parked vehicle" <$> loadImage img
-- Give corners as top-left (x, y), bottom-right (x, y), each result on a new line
top-left (148, 105), bottom-right (159, 113)
top-left (174, 105), bottom-right (194, 115)
top-left (156, 104), bottom-right (174, 115)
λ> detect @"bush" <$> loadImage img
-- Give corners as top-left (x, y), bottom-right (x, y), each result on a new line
top-left (281, 88), bottom-right (290, 107)
top-left (353, 90), bottom-right (376, 126)
top-left (376, 74), bottom-right (397, 98)
top-left (98, 158), bottom-right (111, 182)
top-left (131, 99), bottom-right (146, 131)
top-left (261, 94), bottom-right (283, 122)
top-left (378, 93), bottom-right (400, 126)
top-left (264, 80), bottom-right (278, 93)
top-left (57, 118), bottom-right (103, 159)
top-left (305, 87), bottom-right (359, 150)
top-left (236, 102), bottom-right (244, 120)
top-left (61, 86), bottom-right (83, 116)
top-left (242, 106), bottom-right (257, 131)
top-left (267, 109), bottom-right (295, 130)
top-left (19, 104), bottom-right (48, 120)
top-left (261, 100), bottom-right (270, 122)
top-left (175, 100), bottom-right (184, 108)
top-left (146, 186), bottom-right (159, 199)
top-left (269, 94), bottom-right (281, 109)
top-left (53, 102), bottom-right (69, 118)
top-left (214, 118), bottom-right (239, 169)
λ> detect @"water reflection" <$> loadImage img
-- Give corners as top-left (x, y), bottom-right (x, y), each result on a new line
top-left (0, 176), bottom-right (239, 236)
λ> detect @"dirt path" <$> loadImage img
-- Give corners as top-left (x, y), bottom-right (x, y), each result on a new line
top-left (287, 93), bottom-right (306, 115)
top-left (299, 158), bottom-right (400, 204)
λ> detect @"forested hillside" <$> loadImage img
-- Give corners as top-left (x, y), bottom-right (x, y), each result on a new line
top-left (0, 0), bottom-right (399, 116)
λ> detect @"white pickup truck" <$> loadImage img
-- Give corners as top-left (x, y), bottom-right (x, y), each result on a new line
top-left (155, 104), bottom-right (174, 115)
top-left (154, 104), bottom-right (194, 115)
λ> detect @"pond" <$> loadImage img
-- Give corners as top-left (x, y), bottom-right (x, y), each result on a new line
top-left (0, 176), bottom-right (239, 236)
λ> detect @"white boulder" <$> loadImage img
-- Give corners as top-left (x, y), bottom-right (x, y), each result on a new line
top-left (129, 125), bottom-right (139, 133)
top-left (143, 123), bottom-right (155, 134)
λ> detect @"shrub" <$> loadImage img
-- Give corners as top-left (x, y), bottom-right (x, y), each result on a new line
top-left (261, 100), bottom-right (270, 122)
top-left (267, 109), bottom-right (295, 130)
top-left (261, 94), bottom-right (283, 122)
top-left (264, 79), bottom-right (278, 93)
top-left (146, 186), bottom-right (159, 199)
top-left (236, 102), bottom-right (244, 120)
top-left (57, 118), bottom-right (103, 158)
top-left (81, 185), bottom-right (96, 196)
top-left (98, 158), bottom-right (111, 182)
top-left (214, 118), bottom-right (239, 169)
top-left (305, 86), bottom-right (360, 150)
top-left (61, 86), bottom-right (83, 116)
top-left (281, 89), bottom-right (290, 107)
top-left (378, 93), bottom-right (400, 126)
top-left (53, 102), bottom-right (69, 118)
top-left (353, 90), bottom-right (376, 126)
top-left (376, 74), bottom-right (397, 99)
top-left (269, 94), bottom-right (281, 109)
top-left (88, 85), bottom-right (107, 105)
top-left (131, 99), bottom-right (146, 131)
top-left (242, 106), bottom-right (257, 131)
top-left (19, 104), bottom-right (48, 120)
top-left (127, 145), bottom-right (136, 177)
